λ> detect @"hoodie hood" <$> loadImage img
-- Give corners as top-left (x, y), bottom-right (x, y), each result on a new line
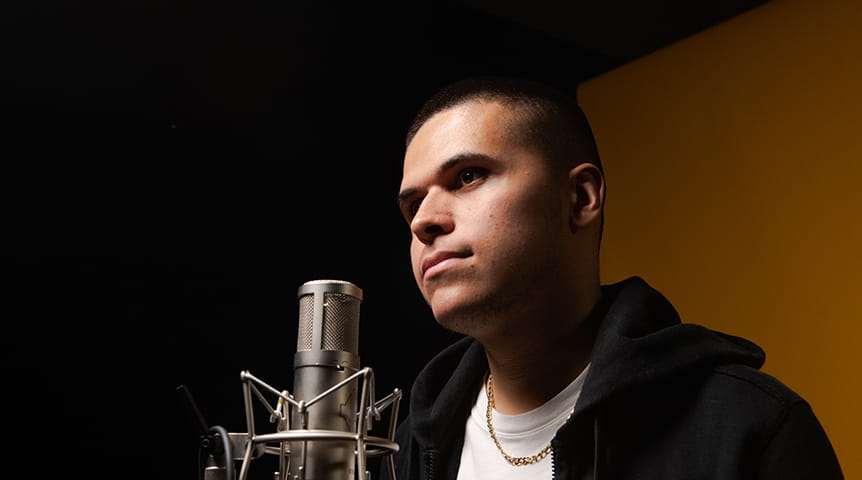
top-left (405, 276), bottom-right (766, 450)
top-left (574, 276), bottom-right (765, 414)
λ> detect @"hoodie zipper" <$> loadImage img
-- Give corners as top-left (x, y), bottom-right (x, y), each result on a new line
top-left (593, 414), bottom-right (601, 480)
top-left (551, 414), bottom-right (600, 480)
top-left (550, 446), bottom-right (557, 479)
top-left (422, 449), bottom-right (437, 480)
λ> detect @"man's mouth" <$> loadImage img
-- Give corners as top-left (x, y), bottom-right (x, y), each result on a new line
top-left (421, 250), bottom-right (472, 280)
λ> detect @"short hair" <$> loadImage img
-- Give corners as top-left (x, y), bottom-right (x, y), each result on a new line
top-left (405, 75), bottom-right (602, 175)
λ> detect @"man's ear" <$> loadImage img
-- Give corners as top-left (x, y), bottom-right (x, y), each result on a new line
top-left (568, 163), bottom-right (605, 232)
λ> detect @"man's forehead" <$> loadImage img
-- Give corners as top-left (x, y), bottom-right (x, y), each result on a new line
top-left (403, 101), bottom-right (514, 173)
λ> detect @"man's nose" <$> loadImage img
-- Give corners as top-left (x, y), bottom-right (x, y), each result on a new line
top-left (410, 190), bottom-right (455, 245)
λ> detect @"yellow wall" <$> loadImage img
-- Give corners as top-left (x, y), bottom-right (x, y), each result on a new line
top-left (580, 0), bottom-right (860, 476)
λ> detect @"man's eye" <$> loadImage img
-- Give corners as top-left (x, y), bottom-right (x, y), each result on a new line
top-left (459, 167), bottom-right (486, 186)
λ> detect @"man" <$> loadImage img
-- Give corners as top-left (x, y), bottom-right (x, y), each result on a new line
top-left (390, 75), bottom-right (843, 479)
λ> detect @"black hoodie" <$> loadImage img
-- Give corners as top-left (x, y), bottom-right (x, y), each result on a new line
top-left (391, 276), bottom-right (842, 479)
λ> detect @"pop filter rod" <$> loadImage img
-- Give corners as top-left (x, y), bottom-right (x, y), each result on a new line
top-left (202, 368), bottom-right (401, 480)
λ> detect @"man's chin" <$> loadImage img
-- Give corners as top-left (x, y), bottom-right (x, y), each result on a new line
top-left (427, 286), bottom-right (492, 335)
top-left (426, 282), bottom-right (469, 313)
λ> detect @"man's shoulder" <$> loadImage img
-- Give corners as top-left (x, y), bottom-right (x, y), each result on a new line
top-left (709, 363), bottom-right (805, 409)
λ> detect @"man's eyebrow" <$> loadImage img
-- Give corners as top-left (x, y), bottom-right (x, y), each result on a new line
top-left (396, 152), bottom-right (495, 207)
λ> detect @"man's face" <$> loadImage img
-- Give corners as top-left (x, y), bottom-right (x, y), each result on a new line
top-left (398, 100), bottom-right (572, 335)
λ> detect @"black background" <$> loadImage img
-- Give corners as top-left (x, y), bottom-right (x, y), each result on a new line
top-left (1, 1), bottom-right (633, 478)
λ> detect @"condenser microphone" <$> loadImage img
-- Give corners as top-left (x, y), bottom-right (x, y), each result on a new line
top-left (185, 279), bottom-right (401, 480)
top-left (289, 280), bottom-right (364, 480)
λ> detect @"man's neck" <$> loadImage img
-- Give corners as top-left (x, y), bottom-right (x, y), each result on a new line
top-left (481, 285), bottom-right (602, 415)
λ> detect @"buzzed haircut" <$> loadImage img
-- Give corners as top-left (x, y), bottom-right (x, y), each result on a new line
top-left (405, 75), bottom-right (603, 175)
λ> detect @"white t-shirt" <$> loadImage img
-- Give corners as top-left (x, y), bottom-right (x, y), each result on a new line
top-left (456, 365), bottom-right (590, 480)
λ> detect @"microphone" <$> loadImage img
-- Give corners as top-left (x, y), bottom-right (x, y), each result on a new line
top-left (182, 279), bottom-right (401, 480)
top-left (289, 280), bottom-right (364, 480)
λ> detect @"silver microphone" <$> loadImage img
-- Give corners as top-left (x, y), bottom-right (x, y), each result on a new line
top-left (289, 280), bottom-right (363, 480)
top-left (188, 279), bottom-right (401, 480)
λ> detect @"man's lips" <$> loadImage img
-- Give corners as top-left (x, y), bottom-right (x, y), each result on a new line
top-left (421, 251), bottom-right (471, 279)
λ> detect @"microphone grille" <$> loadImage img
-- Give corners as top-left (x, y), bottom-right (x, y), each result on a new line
top-left (296, 280), bottom-right (362, 354)
top-left (321, 292), bottom-right (360, 352)
top-left (298, 294), bottom-right (315, 350)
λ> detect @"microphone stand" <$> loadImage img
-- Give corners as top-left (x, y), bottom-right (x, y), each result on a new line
top-left (178, 368), bottom-right (401, 480)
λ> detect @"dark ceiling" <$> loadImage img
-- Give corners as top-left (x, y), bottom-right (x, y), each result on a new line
top-left (466, 0), bottom-right (771, 62)
top-left (2, 1), bottom-right (770, 479)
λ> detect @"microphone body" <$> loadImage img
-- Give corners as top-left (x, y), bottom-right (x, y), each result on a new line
top-left (289, 280), bottom-right (363, 480)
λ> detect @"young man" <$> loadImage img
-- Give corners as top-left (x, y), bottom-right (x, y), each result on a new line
top-left (391, 76), bottom-right (843, 479)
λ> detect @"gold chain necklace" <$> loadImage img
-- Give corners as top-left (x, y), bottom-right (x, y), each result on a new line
top-left (485, 373), bottom-right (576, 467)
